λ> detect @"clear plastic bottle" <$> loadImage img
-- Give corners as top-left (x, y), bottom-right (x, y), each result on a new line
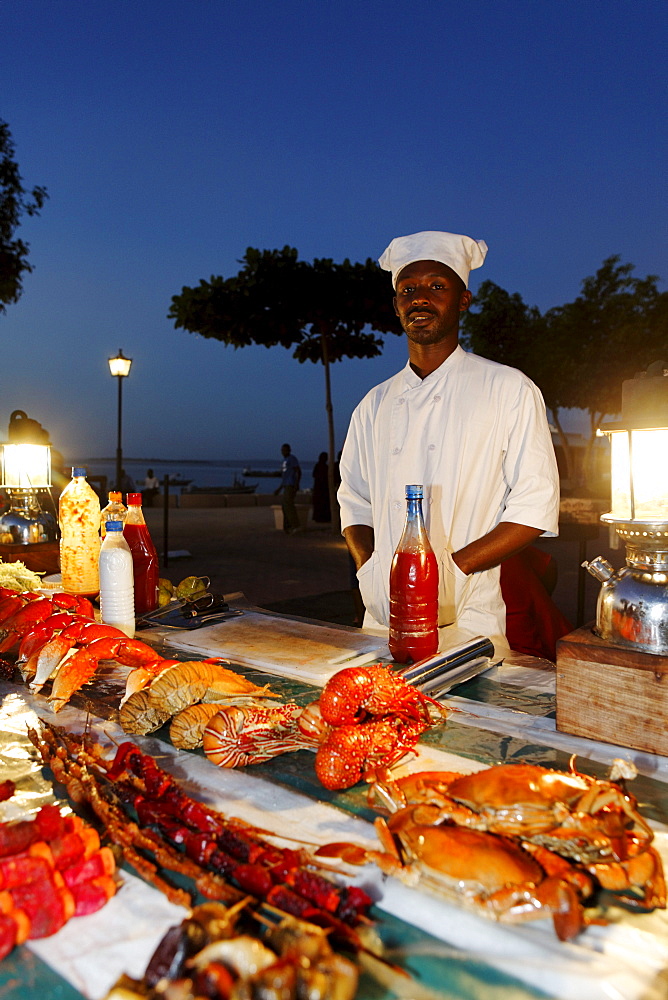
top-left (123, 492), bottom-right (159, 615)
top-left (100, 491), bottom-right (127, 538)
top-left (388, 484), bottom-right (439, 664)
top-left (58, 467), bottom-right (101, 597)
top-left (99, 521), bottom-right (135, 637)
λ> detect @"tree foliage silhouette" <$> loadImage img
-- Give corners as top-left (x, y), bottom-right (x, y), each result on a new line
top-left (169, 246), bottom-right (402, 524)
top-left (0, 119), bottom-right (48, 313)
top-left (463, 257), bottom-right (666, 487)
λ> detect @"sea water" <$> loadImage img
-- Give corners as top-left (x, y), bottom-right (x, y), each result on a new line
top-left (64, 457), bottom-right (316, 495)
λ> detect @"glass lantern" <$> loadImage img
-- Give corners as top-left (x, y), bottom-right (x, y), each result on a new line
top-left (584, 363), bottom-right (668, 654)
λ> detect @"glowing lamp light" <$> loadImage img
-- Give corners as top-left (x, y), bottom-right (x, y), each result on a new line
top-left (0, 412), bottom-right (57, 548)
top-left (1, 443), bottom-right (52, 489)
top-left (606, 427), bottom-right (668, 522)
top-left (108, 349), bottom-right (132, 378)
top-left (108, 349), bottom-right (133, 491)
top-left (584, 362), bottom-right (668, 655)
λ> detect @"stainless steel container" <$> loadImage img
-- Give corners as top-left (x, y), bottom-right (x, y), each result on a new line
top-left (584, 517), bottom-right (668, 655)
top-left (0, 492), bottom-right (57, 545)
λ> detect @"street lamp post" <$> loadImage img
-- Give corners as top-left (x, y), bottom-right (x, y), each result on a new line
top-left (108, 349), bottom-right (132, 491)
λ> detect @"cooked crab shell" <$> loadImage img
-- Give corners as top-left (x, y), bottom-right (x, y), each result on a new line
top-left (147, 661), bottom-right (275, 716)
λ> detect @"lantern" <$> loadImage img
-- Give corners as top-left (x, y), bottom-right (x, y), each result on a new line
top-left (584, 362), bottom-right (668, 654)
top-left (0, 411), bottom-right (57, 547)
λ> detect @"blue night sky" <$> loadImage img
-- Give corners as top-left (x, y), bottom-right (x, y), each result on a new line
top-left (1, 0), bottom-right (666, 464)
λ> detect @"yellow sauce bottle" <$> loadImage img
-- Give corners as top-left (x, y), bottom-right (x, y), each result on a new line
top-left (59, 466), bottom-right (101, 596)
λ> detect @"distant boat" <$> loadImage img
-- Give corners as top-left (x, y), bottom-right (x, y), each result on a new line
top-left (166, 476), bottom-right (193, 487)
top-left (226, 476), bottom-right (257, 494)
top-left (243, 468), bottom-right (281, 477)
top-left (189, 477), bottom-right (257, 495)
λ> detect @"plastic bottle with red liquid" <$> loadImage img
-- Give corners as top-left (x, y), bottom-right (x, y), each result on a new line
top-left (123, 493), bottom-right (159, 615)
top-left (388, 484), bottom-right (439, 664)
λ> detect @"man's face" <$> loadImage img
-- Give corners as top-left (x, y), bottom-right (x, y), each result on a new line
top-left (393, 260), bottom-right (471, 347)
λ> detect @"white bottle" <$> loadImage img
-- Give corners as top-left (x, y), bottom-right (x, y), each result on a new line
top-left (99, 521), bottom-right (135, 638)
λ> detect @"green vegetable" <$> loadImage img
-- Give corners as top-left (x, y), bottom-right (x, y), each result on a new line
top-left (0, 559), bottom-right (44, 592)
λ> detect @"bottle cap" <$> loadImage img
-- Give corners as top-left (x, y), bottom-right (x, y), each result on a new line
top-left (405, 484), bottom-right (424, 499)
top-left (126, 493), bottom-right (142, 505)
top-left (106, 521), bottom-right (123, 531)
top-left (72, 467), bottom-right (87, 477)
top-left (108, 492), bottom-right (122, 502)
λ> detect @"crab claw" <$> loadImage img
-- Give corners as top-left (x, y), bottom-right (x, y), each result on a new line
top-left (48, 636), bottom-right (163, 712)
top-left (535, 877), bottom-right (585, 942)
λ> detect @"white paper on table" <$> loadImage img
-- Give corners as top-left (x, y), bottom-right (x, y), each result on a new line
top-left (143, 609), bottom-right (391, 683)
top-left (28, 873), bottom-right (188, 1000)
top-left (4, 683), bottom-right (668, 1000)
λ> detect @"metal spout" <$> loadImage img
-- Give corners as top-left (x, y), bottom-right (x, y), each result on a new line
top-left (582, 555), bottom-right (615, 583)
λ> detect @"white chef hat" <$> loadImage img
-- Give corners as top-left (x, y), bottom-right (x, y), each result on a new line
top-left (379, 230), bottom-right (488, 289)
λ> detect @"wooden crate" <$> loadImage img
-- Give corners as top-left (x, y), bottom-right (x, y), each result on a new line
top-left (556, 625), bottom-right (668, 756)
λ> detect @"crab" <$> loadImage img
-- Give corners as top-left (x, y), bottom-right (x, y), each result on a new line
top-left (317, 806), bottom-right (594, 941)
top-left (368, 761), bottom-right (656, 865)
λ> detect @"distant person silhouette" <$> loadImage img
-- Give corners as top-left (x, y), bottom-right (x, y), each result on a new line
top-left (119, 469), bottom-right (136, 498)
top-left (274, 443), bottom-right (301, 533)
top-left (142, 468), bottom-right (160, 507)
top-left (311, 452), bottom-right (331, 523)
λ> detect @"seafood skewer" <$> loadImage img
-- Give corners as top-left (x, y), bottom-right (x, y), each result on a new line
top-left (28, 724), bottom-right (241, 909)
top-left (27, 724), bottom-right (373, 938)
top-left (105, 902), bottom-right (359, 1000)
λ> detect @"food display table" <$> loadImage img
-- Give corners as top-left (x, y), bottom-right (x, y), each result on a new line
top-left (2, 601), bottom-right (668, 1000)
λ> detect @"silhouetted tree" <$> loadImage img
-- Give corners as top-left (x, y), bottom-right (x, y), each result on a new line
top-left (0, 119), bottom-right (48, 313)
top-left (169, 247), bottom-right (402, 525)
top-left (462, 259), bottom-right (666, 488)
top-left (544, 256), bottom-right (665, 482)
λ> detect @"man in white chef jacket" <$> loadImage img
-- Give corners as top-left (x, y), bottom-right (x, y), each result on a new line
top-left (337, 230), bottom-right (560, 652)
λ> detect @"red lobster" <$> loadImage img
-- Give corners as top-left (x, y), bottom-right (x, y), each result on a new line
top-left (314, 664), bottom-right (447, 791)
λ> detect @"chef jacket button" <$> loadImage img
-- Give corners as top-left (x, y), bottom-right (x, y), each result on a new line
top-left (433, 394), bottom-right (441, 402)
top-left (393, 501), bottom-right (402, 509)
top-left (429, 444), bottom-right (436, 451)
top-left (398, 397), bottom-right (405, 404)
top-left (392, 447), bottom-right (400, 455)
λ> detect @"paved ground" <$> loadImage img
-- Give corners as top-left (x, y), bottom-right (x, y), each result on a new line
top-left (144, 505), bottom-right (622, 632)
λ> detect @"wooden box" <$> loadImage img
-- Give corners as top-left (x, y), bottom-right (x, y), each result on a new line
top-left (556, 625), bottom-right (668, 756)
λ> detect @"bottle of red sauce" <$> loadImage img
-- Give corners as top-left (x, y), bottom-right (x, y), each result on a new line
top-left (123, 493), bottom-right (159, 615)
top-left (388, 484), bottom-right (439, 664)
